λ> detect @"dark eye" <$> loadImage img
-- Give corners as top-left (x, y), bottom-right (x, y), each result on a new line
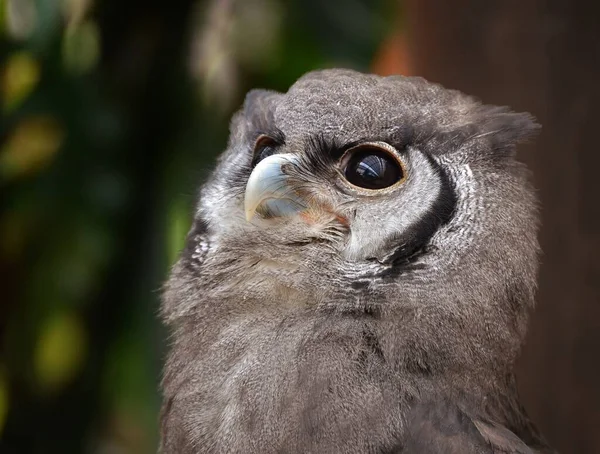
top-left (342, 145), bottom-right (404, 190)
top-left (252, 135), bottom-right (278, 166)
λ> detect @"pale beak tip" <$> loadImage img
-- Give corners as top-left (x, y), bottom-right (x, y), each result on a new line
top-left (244, 197), bottom-right (257, 222)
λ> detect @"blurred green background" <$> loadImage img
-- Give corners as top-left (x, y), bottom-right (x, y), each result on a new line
top-left (2, 0), bottom-right (600, 453)
top-left (0, 0), bottom-right (393, 452)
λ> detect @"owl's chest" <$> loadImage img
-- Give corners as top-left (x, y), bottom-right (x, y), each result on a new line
top-left (191, 317), bottom-right (407, 453)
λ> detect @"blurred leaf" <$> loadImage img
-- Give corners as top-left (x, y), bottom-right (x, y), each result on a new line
top-left (0, 0), bottom-right (6, 35)
top-left (5, 0), bottom-right (37, 41)
top-left (0, 115), bottom-right (64, 181)
top-left (0, 367), bottom-right (7, 437)
top-left (191, 0), bottom-right (239, 112)
top-left (61, 0), bottom-right (92, 27)
top-left (62, 19), bottom-right (100, 74)
top-left (34, 312), bottom-right (87, 393)
top-left (27, 0), bottom-right (63, 52)
top-left (233, 0), bottom-right (283, 72)
top-left (1, 51), bottom-right (41, 112)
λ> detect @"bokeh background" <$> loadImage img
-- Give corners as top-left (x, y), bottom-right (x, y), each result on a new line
top-left (0, 0), bottom-right (598, 453)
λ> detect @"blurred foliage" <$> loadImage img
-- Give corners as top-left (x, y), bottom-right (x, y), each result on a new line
top-left (0, 0), bottom-right (396, 452)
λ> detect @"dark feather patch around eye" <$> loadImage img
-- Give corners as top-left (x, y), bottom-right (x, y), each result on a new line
top-left (308, 135), bottom-right (347, 161)
top-left (296, 135), bottom-right (346, 182)
top-left (302, 135), bottom-right (371, 175)
top-left (250, 128), bottom-right (285, 167)
top-left (372, 153), bottom-right (457, 278)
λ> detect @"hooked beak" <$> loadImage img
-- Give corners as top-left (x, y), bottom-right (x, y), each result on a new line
top-left (244, 154), bottom-right (307, 222)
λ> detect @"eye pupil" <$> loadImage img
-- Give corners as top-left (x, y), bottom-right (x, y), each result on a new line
top-left (355, 155), bottom-right (386, 180)
top-left (344, 147), bottom-right (403, 190)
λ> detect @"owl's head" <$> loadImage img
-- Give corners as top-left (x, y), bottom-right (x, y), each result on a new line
top-left (173, 69), bottom-right (540, 370)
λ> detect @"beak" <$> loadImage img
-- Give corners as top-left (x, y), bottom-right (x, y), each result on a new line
top-left (244, 154), bottom-right (307, 222)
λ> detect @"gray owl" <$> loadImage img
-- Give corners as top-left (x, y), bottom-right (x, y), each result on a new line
top-left (160, 69), bottom-right (554, 453)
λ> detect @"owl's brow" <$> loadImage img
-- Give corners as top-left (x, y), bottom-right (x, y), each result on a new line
top-left (251, 127), bottom-right (286, 146)
top-left (307, 135), bottom-right (383, 161)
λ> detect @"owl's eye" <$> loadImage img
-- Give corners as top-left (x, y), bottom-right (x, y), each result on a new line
top-left (342, 144), bottom-right (404, 190)
top-left (252, 135), bottom-right (279, 166)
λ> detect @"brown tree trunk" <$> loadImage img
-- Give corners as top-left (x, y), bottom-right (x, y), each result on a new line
top-left (404, 1), bottom-right (600, 453)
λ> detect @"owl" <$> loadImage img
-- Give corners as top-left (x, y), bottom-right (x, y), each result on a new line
top-left (160, 69), bottom-right (554, 453)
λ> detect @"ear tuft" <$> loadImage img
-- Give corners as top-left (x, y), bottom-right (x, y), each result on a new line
top-left (242, 89), bottom-right (282, 131)
top-left (472, 105), bottom-right (541, 151)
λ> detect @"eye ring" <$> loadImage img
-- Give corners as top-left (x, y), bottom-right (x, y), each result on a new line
top-left (339, 141), bottom-right (406, 192)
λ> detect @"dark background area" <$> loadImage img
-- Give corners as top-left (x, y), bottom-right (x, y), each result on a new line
top-left (0, 0), bottom-right (598, 453)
